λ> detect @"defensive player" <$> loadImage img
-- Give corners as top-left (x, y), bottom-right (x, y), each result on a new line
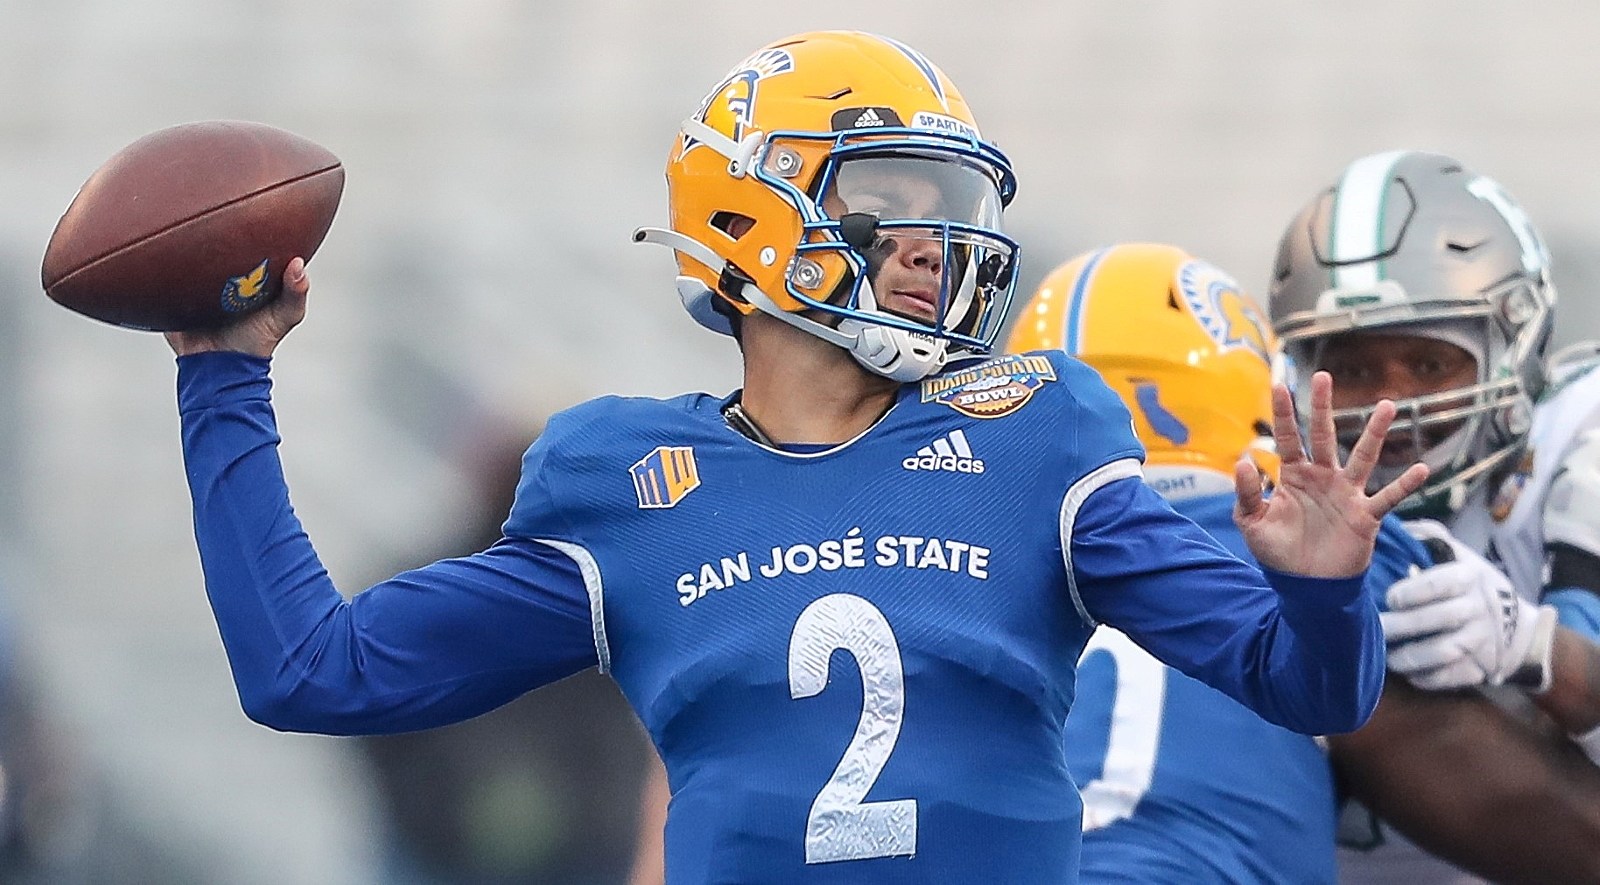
top-left (162, 33), bottom-right (1423, 884)
top-left (1018, 243), bottom-right (1600, 884)
top-left (1270, 150), bottom-right (1600, 882)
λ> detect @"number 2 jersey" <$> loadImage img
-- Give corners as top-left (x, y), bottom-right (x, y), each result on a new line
top-left (176, 349), bottom-right (1385, 885)
top-left (1066, 485), bottom-right (1429, 884)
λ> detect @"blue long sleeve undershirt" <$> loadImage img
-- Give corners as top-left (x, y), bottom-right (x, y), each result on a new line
top-left (178, 351), bottom-right (1383, 739)
top-left (1071, 484), bottom-right (1385, 735)
top-left (178, 352), bottom-right (597, 735)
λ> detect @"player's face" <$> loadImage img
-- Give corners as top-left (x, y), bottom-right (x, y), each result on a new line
top-left (1318, 332), bottom-right (1479, 466)
top-left (823, 169), bottom-right (945, 323)
top-left (822, 156), bottom-right (1004, 326)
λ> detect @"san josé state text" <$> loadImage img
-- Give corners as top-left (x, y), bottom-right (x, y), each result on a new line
top-left (677, 529), bottom-right (993, 607)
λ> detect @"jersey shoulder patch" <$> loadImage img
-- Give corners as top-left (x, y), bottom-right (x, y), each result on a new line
top-left (918, 351), bottom-right (1062, 419)
top-left (933, 349), bottom-right (1146, 483)
top-left (504, 392), bottom-right (722, 538)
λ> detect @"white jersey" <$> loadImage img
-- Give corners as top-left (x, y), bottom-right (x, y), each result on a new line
top-left (1339, 347), bottom-right (1600, 885)
top-left (1455, 349), bottom-right (1600, 599)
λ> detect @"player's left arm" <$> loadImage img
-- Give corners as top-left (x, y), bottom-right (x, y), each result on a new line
top-left (1063, 368), bottom-right (1398, 735)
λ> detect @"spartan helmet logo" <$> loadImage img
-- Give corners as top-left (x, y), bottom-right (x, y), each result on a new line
top-left (1177, 259), bottom-right (1273, 364)
top-left (680, 48), bottom-right (795, 155)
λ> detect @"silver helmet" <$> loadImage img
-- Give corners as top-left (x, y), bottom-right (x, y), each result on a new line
top-left (1269, 150), bottom-right (1555, 516)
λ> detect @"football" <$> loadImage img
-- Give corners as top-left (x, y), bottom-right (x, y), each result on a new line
top-left (41, 120), bottom-right (345, 331)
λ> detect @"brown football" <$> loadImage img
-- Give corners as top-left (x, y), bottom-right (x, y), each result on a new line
top-left (41, 120), bottom-right (344, 331)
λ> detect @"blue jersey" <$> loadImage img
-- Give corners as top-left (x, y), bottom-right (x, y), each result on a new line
top-left (174, 349), bottom-right (1384, 885)
top-left (1068, 494), bottom-right (1429, 884)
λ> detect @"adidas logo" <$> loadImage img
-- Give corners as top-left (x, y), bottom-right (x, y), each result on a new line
top-left (903, 429), bottom-right (985, 474)
top-left (854, 108), bottom-right (887, 127)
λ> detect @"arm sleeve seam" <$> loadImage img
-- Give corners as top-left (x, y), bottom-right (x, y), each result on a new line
top-left (1059, 457), bottom-right (1145, 629)
top-left (528, 538), bottom-right (611, 673)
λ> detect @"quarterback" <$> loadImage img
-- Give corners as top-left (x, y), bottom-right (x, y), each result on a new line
top-left (1271, 150), bottom-right (1600, 882)
top-left (163, 32), bottom-right (1422, 883)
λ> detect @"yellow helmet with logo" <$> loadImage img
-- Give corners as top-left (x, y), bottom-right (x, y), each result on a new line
top-left (1007, 243), bottom-right (1281, 482)
top-left (635, 31), bottom-right (1021, 382)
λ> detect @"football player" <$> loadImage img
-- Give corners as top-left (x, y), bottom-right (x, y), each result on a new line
top-left (1270, 150), bottom-right (1600, 883)
top-left (1016, 243), bottom-right (1600, 884)
top-left (160, 32), bottom-right (1424, 884)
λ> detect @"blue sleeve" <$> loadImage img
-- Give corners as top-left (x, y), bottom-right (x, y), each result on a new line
top-left (1365, 516), bottom-right (1432, 611)
top-left (1072, 478), bottom-right (1384, 735)
top-left (1039, 351), bottom-right (1147, 466)
top-left (177, 352), bottom-right (598, 736)
top-left (1546, 589), bottom-right (1600, 643)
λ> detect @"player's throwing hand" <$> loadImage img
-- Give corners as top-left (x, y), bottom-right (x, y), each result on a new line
top-left (1234, 370), bottom-right (1429, 578)
top-left (165, 256), bottom-right (310, 359)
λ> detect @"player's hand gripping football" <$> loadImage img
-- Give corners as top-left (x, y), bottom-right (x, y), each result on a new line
top-left (1234, 371), bottom-right (1430, 578)
top-left (165, 256), bottom-right (309, 358)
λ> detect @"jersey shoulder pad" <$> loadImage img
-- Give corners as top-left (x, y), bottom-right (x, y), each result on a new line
top-left (1544, 342), bottom-right (1600, 396)
top-left (503, 392), bottom-right (719, 538)
top-left (1542, 424), bottom-right (1600, 559)
top-left (1029, 349), bottom-right (1146, 467)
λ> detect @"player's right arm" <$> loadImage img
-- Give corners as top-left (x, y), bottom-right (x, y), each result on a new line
top-left (172, 266), bottom-right (599, 735)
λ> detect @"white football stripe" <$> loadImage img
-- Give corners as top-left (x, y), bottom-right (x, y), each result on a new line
top-left (1331, 150), bottom-right (1406, 289)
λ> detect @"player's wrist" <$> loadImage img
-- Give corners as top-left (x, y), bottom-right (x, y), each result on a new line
top-left (1501, 602), bottom-right (1558, 693)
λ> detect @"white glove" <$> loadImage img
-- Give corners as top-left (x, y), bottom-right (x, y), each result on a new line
top-left (1574, 722), bottom-right (1600, 766)
top-left (1381, 520), bottom-right (1558, 692)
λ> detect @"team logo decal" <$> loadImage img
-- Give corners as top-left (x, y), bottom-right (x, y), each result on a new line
top-left (1176, 260), bottom-right (1272, 364)
top-left (681, 48), bottom-right (794, 155)
top-left (1468, 176), bottom-right (1550, 274)
top-left (1131, 381), bottom-right (1190, 445)
top-left (631, 445), bottom-right (701, 509)
top-left (220, 258), bottom-right (271, 313)
top-left (920, 354), bottom-right (1056, 419)
top-left (903, 429), bottom-right (984, 473)
top-left (1490, 448), bottom-right (1536, 522)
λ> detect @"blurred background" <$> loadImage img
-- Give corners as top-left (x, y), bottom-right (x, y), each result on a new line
top-left (2, 1), bottom-right (1599, 881)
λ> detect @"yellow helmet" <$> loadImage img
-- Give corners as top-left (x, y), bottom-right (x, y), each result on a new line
top-left (1007, 243), bottom-right (1282, 482)
top-left (635, 31), bottom-right (1021, 381)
